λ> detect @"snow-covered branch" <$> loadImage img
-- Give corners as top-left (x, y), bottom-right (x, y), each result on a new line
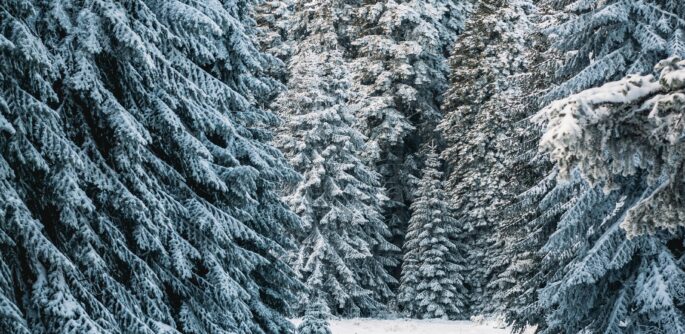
top-left (536, 57), bottom-right (685, 235)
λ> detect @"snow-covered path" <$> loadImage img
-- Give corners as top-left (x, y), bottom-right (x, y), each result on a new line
top-left (291, 318), bottom-right (533, 334)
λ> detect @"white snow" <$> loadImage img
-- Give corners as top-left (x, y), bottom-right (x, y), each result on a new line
top-left (291, 318), bottom-right (535, 334)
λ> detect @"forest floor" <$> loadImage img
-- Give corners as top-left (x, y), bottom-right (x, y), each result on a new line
top-left (291, 318), bottom-right (535, 333)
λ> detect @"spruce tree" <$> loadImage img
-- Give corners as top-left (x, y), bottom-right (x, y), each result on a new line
top-left (0, 0), bottom-right (300, 333)
top-left (275, 0), bottom-right (397, 317)
top-left (255, 0), bottom-right (294, 60)
top-left (537, 57), bottom-right (685, 236)
top-left (520, 173), bottom-right (685, 333)
top-left (438, 0), bottom-right (546, 317)
top-left (348, 0), bottom-right (468, 267)
top-left (504, 1), bottom-right (685, 332)
top-left (296, 300), bottom-right (333, 334)
top-left (397, 147), bottom-right (467, 320)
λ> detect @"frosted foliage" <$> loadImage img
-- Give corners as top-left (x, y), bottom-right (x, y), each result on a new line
top-left (255, 0), bottom-right (294, 60)
top-left (351, 0), bottom-right (468, 150)
top-left (537, 57), bottom-right (685, 236)
top-left (437, 0), bottom-right (545, 317)
top-left (0, 0), bottom-right (300, 333)
top-left (501, 1), bottom-right (685, 332)
top-left (275, 0), bottom-right (397, 318)
top-left (522, 31), bottom-right (685, 333)
top-left (397, 149), bottom-right (467, 320)
top-left (296, 301), bottom-right (332, 334)
top-left (349, 0), bottom-right (468, 253)
top-left (546, 0), bottom-right (685, 101)
top-left (532, 173), bottom-right (685, 334)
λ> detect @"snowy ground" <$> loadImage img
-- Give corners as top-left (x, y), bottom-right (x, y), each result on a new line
top-left (290, 318), bottom-right (535, 334)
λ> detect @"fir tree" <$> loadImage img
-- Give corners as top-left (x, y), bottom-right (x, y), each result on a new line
top-left (528, 174), bottom-right (685, 334)
top-left (348, 0), bottom-right (468, 267)
top-left (255, 0), bottom-right (294, 60)
top-left (275, 0), bottom-right (397, 317)
top-left (504, 1), bottom-right (685, 332)
top-left (296, 300), bottom-right (333, 334)
top-left (0, 0), bottom-right (300, 333)
top-left (397, 147), bottom-right (467, 320)
top-left (437, 0), bottom-right (546, 317)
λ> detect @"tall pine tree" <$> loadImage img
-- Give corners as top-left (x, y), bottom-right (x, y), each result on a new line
top-left (545, 0), bottom-right (685, 101)
top-left (505, 1), bottom-right (685, 332)
top-left (530, 58), bottom-right (685, 333)
top-left (438, 0), bottom-right (546, 317)
top-left (397, 147), bottom-right (467, 320)
top-left (274, 0), bottom-right (398, 317)
top-left (0, 0), bottom-right (300, 333)
top-left (296, 299), bottom-right (332, 334)
top-left (348, 0), bottom-right (468, 269)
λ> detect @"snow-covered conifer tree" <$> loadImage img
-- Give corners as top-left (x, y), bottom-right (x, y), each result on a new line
top-left (504, 1), bottom-right (685, 332)
top-left (522, 172), bottom-right (685, 333)
top-left (397, 147), bottom-right (467, 319)
top-left (0, 0), bottom-right (300, 333)
top-left (255, 0), bottom-right (294, 72)
top-left (275, 0), bottom-right (398, 317)
top-left (348, 0), bottom-right (468, 260)
top-left (537, 58), bottom-right (685, 333)
top-left (296, 300), bottom-right (332, 334)
top-left (437, 0), bottom-right (546, 317)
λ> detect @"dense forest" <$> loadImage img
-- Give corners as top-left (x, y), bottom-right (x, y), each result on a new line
top-left (2, 0), bottom-right (685, 333)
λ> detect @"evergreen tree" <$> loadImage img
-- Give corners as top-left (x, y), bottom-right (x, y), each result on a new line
top-left (348, 0), bottom-right (468, 266)
top-left (0, 0), bottom-right (300, 333)
top-left (397, 147), bottom-right (467, 320)
top-left (501, 166), bottom-right (575, 332)
top-left (275, 0), bottom-right (397, 317)
top-left (483, 4), bottom-right (569, 326)
top-left (296, 300), bottom-right (332, 334)
top-left (255, 0), bottom-right (294, 60)
top-left (524, 173), bottom-right (685, 334)
top-left (437, 0), bottom-right (546, 317)
top-left (505, 1), bottom-right (685, 332)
